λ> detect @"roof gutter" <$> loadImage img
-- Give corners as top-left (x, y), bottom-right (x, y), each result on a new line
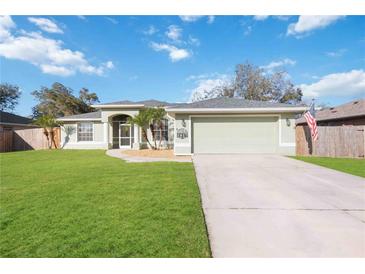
top-left (91, 104), bottom-right (145, 109)
top-left (166, 107), bottom-right (308, 114)
top-left (0, 122), bottom-right (36, 127)
top-left (57, 118), bottom-right (102, 122)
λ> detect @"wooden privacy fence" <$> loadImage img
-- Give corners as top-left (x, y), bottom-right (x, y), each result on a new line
top-left (296, 125), bottom-right (365, 158)
top-left (0, 130), bottom-right (13, 152)
top-left (0, 127), bottom-right (60, 152)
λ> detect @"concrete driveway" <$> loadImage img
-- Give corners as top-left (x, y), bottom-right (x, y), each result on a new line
top-left (193, 154), bottom-right (365, 257)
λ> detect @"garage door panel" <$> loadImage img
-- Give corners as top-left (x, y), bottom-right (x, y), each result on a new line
top-left (192, 116), bottom-right (278, 154)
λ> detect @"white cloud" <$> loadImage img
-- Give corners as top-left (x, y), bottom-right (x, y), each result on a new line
top-left (77, 15), bottom-right (87, 21)
top-left (287, 16), bottom-right (345, 37)
top-left (179, 16), bottom-right (204, 22)
top-left (244, 26), bottom-right (252, 36)
top-left (253, 16), bottom-right (290, 21)
top-left (207, 16), bottom-right (215, 24)
top-left (143, 25), bottom-right (158, 35)
top-left (188, 74), bottom-right (230, 102)
top-left (165, 25), bottom-right (182, 41)
top-left (105, 17), bottom-right (118, 24)
top-left (0, 16), bottom-right (114, 77)
top-left (253, 15), bottom-right (269, 21)
top-left (325, 48), bottom-right (347, 57)
top-left (40, 64), bottom-right (74, 76)
top-left (261, 58), bottom-right (296, 72)
top-left (104, 61), bottom-right (114, 69)
top-left (179, 16), bottom-right (214, 23)
top-left (0, 15), bottom-right (16, 41)
top-left (28, 17), bottom-right (63, 34)
top-left (275, 16), bottom-right (291, 21)
top-left (299, 69), bottom-right (365, 99)
top-left (188, 35), bottom-right (200, 46)
top-left (150, 42), bottom-right (190, 62)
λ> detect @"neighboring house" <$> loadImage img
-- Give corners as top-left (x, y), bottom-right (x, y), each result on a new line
top-left (58, 97), bottom-right (307, 155)
top-left (0, 111), bottom-right (37, 131)
top-left (296, 99), bottom-right (365, 126)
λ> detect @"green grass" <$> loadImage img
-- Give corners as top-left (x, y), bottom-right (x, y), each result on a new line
top-left (292, 156), bottom-right (365, 178)
top-left (0, 150), bottom-right (210, 258)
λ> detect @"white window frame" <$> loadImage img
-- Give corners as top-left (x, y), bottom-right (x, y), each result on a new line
top-left (77, 122), bottom-right (94, 142)
top-left (152, 119), bottom-right (168, 142)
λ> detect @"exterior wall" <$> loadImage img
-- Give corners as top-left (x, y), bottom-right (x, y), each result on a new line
top-left (60, 121), bottom-right (108, 149)
top-left (101, 108), bottom-right (140, 149)
top-left (278, 113), bottom-right (296, 155)
top-left (143, 116), bottom-right (174, 149)
top-left (101, 109), bottom-right (140, 123)
top-left (61, 109), bottom-right (175, 150)
top-left (173, 113), bottom-right (298, 155)
top-left (173, 114), bottom-right (191, 155)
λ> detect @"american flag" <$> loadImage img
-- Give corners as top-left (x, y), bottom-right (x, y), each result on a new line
top-left (304, 102), bottom-right (318, 141)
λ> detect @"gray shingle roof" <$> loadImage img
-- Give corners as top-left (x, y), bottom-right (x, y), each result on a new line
top-left (100, 99), bottom-right (175, 107)
top-left (0, 111), bottom-right (33, 125)
top-left (167, 97), bottom-right (306, 109)
top-left (58, 110), bottom-right (101, 120)
top-left (296, 99), bottom-right (365, 124)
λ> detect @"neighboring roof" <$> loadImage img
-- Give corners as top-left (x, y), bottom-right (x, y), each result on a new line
top-left (0, 111), bottom-right (34, 125)
top-left (57, 110), bottom-right (102, 121)
top-left (93, 99), bottom-right (176, 108)
top-left (296, 99), bottom-right (365, 124)
top-left (168, 97), bottom-right (306, 109)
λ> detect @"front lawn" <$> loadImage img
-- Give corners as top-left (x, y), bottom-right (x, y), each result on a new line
top-left (292, 156), bottom-right (365, 178)
top-left (0, 150), bottom-right (210, 257)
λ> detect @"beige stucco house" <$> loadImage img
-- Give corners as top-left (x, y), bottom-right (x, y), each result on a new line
top-left (57, 97), bottom-right (307, 155)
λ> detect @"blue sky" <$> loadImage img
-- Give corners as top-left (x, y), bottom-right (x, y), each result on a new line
top-left (0, 15), bottom-right (364, 116)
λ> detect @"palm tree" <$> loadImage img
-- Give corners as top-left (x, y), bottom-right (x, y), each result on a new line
top-left (128, 107), bottom-right (167, 150)
top-left (33, 115), bottom-right (62, 149)
top-left (128, 109), bottom-right (156, 149)
top-left (150, 107), bottom-right (166, 149)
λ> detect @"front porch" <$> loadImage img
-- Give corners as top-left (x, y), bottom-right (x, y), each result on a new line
top-left (109, 114), bottom-right (140, 149)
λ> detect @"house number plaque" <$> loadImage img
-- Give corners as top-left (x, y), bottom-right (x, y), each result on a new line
top-left (176, 128), bottom-right (188, 139)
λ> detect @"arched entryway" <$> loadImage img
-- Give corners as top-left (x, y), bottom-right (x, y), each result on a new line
top-left (111, 115), bottom-right (134, 149)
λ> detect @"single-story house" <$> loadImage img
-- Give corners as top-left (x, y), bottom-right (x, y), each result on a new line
top-left (58, 97), bottom-right (307, 155)
top-left (0, 111), bottom-right (37, 131)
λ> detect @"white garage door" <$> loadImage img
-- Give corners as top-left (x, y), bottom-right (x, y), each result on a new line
top-left (192, 116), bottom-right (278, 154)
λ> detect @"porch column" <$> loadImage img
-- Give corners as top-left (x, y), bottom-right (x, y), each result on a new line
top-left (103, 122), bottom-right (109, 148)
top-left (132, 124), bottom-right (140, 150)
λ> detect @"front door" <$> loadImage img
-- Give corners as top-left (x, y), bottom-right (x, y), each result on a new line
top-left (119, 124), bottom-right (131, 148)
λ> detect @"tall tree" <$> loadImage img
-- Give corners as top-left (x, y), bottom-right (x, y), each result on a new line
top-left (0, 83), bottom-right (21, 112)
top-left (32, 82), bottom-right (99, 118)
top-left (192, 62), bottom-right (302, 104)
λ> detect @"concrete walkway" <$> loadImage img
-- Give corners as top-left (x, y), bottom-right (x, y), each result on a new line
top-left (106, 149), bottom-right (191, 163)
top-left (193, 154), bottom-right (365, 257)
